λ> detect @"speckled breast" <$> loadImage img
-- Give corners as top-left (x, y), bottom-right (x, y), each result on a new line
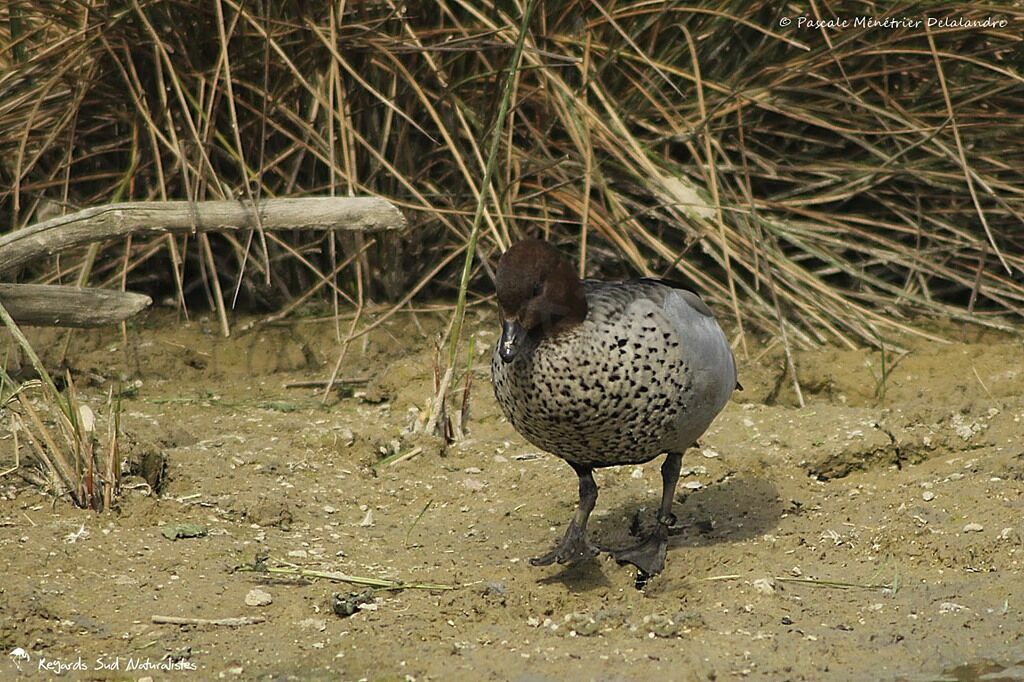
top-left (490, 299), bottom-right (694, 467)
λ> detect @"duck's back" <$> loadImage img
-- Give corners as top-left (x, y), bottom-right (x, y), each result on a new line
top-left (491, 280), bottom-right (736, 467)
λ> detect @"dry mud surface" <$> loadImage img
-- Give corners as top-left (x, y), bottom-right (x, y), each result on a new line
top-left (1, 308), bottom-right (1023, 681)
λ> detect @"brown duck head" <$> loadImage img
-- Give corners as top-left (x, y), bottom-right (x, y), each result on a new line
top-left (495, 240), bottom-right (588, 363)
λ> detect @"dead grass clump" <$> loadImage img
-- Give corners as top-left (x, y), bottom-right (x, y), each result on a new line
top-left (1, 1), bottom-right (1022, 349)
top-left (0, 304), bottom-right (121, 510)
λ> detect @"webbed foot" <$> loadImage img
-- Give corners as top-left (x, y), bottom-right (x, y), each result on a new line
top-left (610, 531), bottom-right (668, 577)
top-left (610, 517), bottom-right (672, 577)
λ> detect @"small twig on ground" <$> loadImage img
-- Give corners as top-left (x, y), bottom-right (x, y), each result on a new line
top-left (373, 446), bottom-right (424, 472)
top-left (238, 562), bottom-right (455, 592)
top-left (284, 378), bottom-right (369, 390)
top-left (971, 365), bottom-right (993, 399)
top-left (774, 576), bottom-right (894, 591)
top-left (151, 615), bottom-right (266, 627)
top-left (405, 499), bottom-right (433, 549)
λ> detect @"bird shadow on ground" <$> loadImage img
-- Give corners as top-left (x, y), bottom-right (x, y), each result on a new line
top-left (536, 559), bottom-right (614, 591)
top-left (533, 477), bottom-right (781, 593)
top-left (594, 475), bottom-right (784, 551)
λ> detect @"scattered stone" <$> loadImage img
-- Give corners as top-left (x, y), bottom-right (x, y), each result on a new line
top-left (287, 549), bottom-right (308, 559)
top-left (161, 523), bottom-right (208, 541)
top-left (359, 509), bottom-right (375, 527)
top-left (331, 589), bottom-right (375, 617)
top-left (752, 577), bottom-right (776, 595)
top-left (564, 612), bottom-right (601, 637)
top-left (244, 499), bottom-right (294, 530)
top-left (951, 413), bottom-right (983, 441)
top-left (482, 581), bottom-right (508, 598)
top-left (922, 491), bottom-right (936, 501)
top-left (643, 614), bottom-right (679, 638)
top-left (939, 602), bottom-right (967, 613)
top-left (245, 588), bottom-right (273, 607)
top-left (962, 522), bottom-right (984, 533)
top-left (297, 618), bottom-right (327, 632)
top-left (461, 478), bottom-right (486, 492)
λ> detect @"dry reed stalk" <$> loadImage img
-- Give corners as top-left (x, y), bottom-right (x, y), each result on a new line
top-left (1, 1), bottom-right (1021, 352)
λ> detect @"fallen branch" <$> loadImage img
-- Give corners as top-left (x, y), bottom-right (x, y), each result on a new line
top-left (0, 197), bottom-right (406, 274)
top-left (0, 283), bottom-right (151, 327)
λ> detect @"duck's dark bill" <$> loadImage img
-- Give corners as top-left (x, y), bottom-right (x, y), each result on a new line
top-left (499, 319), bottom-right (527, 363)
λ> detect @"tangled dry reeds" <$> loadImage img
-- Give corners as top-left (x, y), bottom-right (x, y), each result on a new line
top-left (1, 1), bottom-right (1022, 349)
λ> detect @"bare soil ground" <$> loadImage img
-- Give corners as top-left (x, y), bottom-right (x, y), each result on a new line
top-left (1, 306), bottom-right (1022, 681)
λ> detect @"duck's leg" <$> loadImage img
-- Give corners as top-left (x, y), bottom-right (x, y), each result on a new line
top-left (531, 462), bottom-right (600, 566)
top-left (611, 451), bottom-right (682, 576)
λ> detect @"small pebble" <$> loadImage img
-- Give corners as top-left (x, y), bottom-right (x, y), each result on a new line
top-left (564, 611), bottom-right (601, 637)
top-left (483, 581), bottom-right (508, 598)
top-left (297, 618), bottom-right (327, 632)
top-left (922, 491), bottom-right (935, 501)
top-left (752, 577), bottom-right (776, 595)
top-left (643, 614), bottom-right (679, 638)
top-left (962, 522), bottom-right (984, 533)
top-left (245, 588), bottom-right (273, 607)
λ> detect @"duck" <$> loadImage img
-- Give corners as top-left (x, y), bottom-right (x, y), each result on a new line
top-left (491, 239), bottom-right (738, 577)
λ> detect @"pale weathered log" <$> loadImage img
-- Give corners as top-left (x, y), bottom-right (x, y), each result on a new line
top-left (0, 197), bottom-right (406, 274)
top-left (0, 283), bottom-right (152, 327)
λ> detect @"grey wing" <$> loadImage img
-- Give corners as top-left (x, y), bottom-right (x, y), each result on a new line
top-left (661, 289), bottom-right (738, 405)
